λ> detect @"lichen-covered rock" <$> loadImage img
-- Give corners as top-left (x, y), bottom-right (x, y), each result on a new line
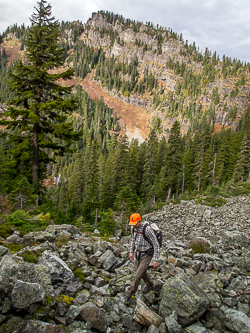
top-left (123, 313), bottom-right (143, 331)
top-left (159, 273), bottom-right (210, 325)
top-left (238, 250), bottom-right (250, 271)
top-left (73, 289), bottom-right (90, 306)
top-left (0, 317), bottom-right (65, 333)
top-left (146, 324), bottom-right (159, 333)
top-left (221, 231), bottom-right (249, 251)
top-left (64, 320), bottom-right (88, 333)
top-left (182, 321), bottom-right (212, 333)
top-left (79, 302), bottom-right (108, 332)
top-left (0, 255), bottom-right (53, 299)
top-left (45, 224), bottom-right (80, 237)
top-left (110, 265), bottom-right (134, 293)
top-left (23, 231), bottom-right (56, 245)
top-left (0, 245), bottom-right (8, 257)
top-left (66, 305), bottom-right (81, 324)
top-left (164, 311), bottom-right (182, 333)
top-left (98, 249), bottom-right (117, 271)
top-left (11, 279), bottom-right (45, 309)
top-left (88, 250), bottom-right (103, 265)
top-left (38, 250), bottom-right (74, 281)
top-left (191, 271), bottom-right (223, 307)
top-left (207, 305), bottom-right (250, 332)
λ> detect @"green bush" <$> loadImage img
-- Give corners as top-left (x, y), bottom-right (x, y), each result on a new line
top-left (195, 196), bottom-right (226, 207)
top-left (231, 182), bottom-right (250, 196)
top-left (22, 254), bottom-right (39, 263)
top-left (0, 224), bottom-right (13, 238)
top-left (2, 210), bottom-right (50, 235)
top-left (6, 243), bottom-right (26, 253)
top-left (16, 248), bottom-right (45, 262)
top-left (73, 269), bottom-right (85, 282)
top-left (188, 238), bottom-right (210, 254)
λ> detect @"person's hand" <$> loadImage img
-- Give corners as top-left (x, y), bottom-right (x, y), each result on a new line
top-left (153, 261), bottom-right (159, 269)
top-left (129, 253), bottom-right (134, 260)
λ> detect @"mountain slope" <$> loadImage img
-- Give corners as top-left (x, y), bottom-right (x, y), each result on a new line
top-left (1, 11), bottom-right (250, 141)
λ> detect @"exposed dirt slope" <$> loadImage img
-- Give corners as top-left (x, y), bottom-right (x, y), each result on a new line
top-left (80, 78), bottom-right (150, 142)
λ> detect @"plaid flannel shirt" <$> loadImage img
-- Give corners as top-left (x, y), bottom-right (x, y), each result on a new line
top-left (130, 221), bottom-right (160, 262)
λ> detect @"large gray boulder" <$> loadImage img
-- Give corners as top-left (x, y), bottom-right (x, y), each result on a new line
top-left (0, 255), bottom-right (53, 299)
top-left (45, 224), bottom-right (80, 237)
top-left (23, 231), bottom-right (56, 245)
top-left (110, 265), bottom-right (134, 293)
top-left (1, 317), bottom-right (65, 332)
top-left (221, 231), bottom-right (249, 250)
top-left (98, 249), bottom-right (117, 271)
top-left (11, 279), bottom-right (45, 309)
top-left (79, 302), bottom-right (108, 332)
top-left (38, 250), bottom-right (74, 281)
top-left (159, 273), bottom-right (210, 326)
top-left (207, 305), bottom-right (250, 332)
top-left (191, 271), bottom-right (223, 307)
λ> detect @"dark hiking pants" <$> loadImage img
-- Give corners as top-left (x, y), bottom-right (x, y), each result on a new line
top-left (126, 254), bottom-right (153, 297)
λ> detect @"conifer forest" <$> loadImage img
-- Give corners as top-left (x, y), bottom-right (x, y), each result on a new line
top-left (0, 1), bottom-right (250, 237)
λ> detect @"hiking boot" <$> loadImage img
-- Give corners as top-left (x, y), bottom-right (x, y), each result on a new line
top-left (124, 296), bottom-right (131, 306)
top-left (142, 283), bottom-right (154, 294)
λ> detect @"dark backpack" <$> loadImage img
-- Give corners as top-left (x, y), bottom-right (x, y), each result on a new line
top-left (132, 222), bottom-right (162, 249)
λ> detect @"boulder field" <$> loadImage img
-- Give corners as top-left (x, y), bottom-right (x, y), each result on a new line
top-left (0, 195), bottom-right (250, 332)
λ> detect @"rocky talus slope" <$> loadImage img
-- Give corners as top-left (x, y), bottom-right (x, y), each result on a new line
top-left (1, 195), bottom-right (250, 332)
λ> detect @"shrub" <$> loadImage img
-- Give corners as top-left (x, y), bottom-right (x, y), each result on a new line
top-left (17, 248), bottom-right (45, 263)
top-left (55, 235), bottom-right (70, 249)
top-left (73, 268), bottom-right (85, 282)
top-left (0, 224), bottom-right (13, 238)
top-left (188, 238), bottom-right (211, 254)
top-left (195, 196), bottom-right (226, 207)
top-left (6, 243), bottom-right (26, 253)
top-left (2, 210), bottom-right (50, 235)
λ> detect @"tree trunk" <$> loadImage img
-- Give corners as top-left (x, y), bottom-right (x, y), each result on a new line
top-left (212, 153), bottom-right (217, 186)
top-left (182, 164), bottom-right (185, 195)
top-left (167, 186), bottom-right (172, 201)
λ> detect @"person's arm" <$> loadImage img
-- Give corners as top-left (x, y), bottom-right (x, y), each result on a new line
top-left (129, 228), bottom-right (135, 260)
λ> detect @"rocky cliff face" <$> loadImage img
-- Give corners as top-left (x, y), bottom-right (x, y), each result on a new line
top-left (1, 195), bottom-right (250, 332)
top-left (79, 12), bottom-right (249, 140)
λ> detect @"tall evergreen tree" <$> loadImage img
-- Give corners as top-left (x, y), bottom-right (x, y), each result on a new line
top-left (141, 130), bottom-right (158, 201)
top-left (0, 0), bottom-right (81, 196)
top-left (233, 134), bottom-right (250, 182)
top-left (124, 139), bottom-right (140, 193)
top-left (68, 154), bottom-right (85, 210)
top-left (159, 121), bottom-right (183, 200)
top-left (214, 129), bottom-right (232, 185)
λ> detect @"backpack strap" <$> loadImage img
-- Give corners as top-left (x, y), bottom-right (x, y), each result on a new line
top-left (142, 222), bottom-right (153, 248)
top-left (131, 222), bottom-right (153, 247)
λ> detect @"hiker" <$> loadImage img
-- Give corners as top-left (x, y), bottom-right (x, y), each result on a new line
top-left (124, 213), bottom-right (160, 306)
